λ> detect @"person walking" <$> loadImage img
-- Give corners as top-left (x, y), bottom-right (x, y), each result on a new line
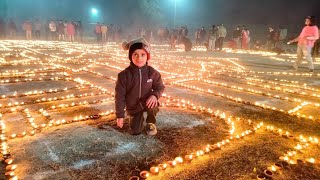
top-left (23, 20), bottom-right (32, 40)
top-left (101, 23), bottom-right (108, 42)
top-left (233, 26), bottom-right (241, 49)
top-left (288, 16), bottom-right (319, 73)
top-left (241, 27), bottom-right (250, 49)
top-left (57, 20), bottom-right (65, 41)
top-left (67, 21), bottom-right (75, 42)
top-left (8, 19), bottom-right (17, 39)
top-left (34, 19), bottom-right (41, 40)
top-left (217, 24), bottom-right (227, 51)
top-left (95, 22), bottom-right (102, 42)
top-left (208, 25), bottom-right (218, 51)
top-left (49, 20), bottom-right (57, 41)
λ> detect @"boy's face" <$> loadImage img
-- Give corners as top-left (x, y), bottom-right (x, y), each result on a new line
top-left (132, 49), bottom-right (148, 68)
top-left (305, 18), bottom-right (311, 26)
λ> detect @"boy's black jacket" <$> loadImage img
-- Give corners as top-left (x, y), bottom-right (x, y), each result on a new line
top-left (115, 62), bottom-right (165, 118)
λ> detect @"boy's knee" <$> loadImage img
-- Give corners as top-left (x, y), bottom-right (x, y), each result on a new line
top-left (131, 128), bottom-right (143, 135)
top-left (130, 122), bottom-right (144, 135)
top-left (129, 115), bottom-right (144, 135)
top-left (147, 107), bottom-right (159, 114)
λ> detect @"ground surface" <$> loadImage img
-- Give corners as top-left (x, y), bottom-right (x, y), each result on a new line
top-left (0, 40), bottom-right (319, 180)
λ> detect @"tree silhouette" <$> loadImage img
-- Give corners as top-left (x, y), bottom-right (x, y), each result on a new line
top-left (138, 0), bottom-right (165, 25)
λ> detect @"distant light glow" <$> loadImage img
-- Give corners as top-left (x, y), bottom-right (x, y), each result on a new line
top-left (91, 8), bottom-right (98, 15)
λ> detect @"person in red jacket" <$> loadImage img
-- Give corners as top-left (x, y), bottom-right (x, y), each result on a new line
top-left (67, 21), bottom-right (75, 42)
top-left (115, 38), bottom-right (165, 135)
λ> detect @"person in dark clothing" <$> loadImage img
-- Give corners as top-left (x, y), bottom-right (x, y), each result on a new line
top-left (116, 37), bottom-right (165, 135)
top-left (34, 19), bottom-right (41, 40)
top-left (73, 21), bottom-right (79, 41)
top-left (312, 38), bottom-right (320, 61)
top-left (195, 29), bottom-right (201, 46)
top-left (180, 36), bottom-right (192, 52)
top-left (95, 22), bottom-right (102, 42)
top-left (312, 28), bottom-right (320, 61)
top-left (182, 26), bottom-right (188, 37)
top-left (57, 20), bottom-right (65, 41)
top-left (267, 27), bottom-right (279, 51)
top-left (8, 19), bottom-right (17, 39)
top-left (199, 27), bottom-right (206, 45)
top-left (170, 29), bottom-right (178, 50)
top-left (0, 18), bottom-right (6, 39)
top-left (232, 26), bottom-right (241, 49)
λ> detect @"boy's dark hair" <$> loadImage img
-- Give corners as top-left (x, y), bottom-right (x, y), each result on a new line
top-left (307, 16), bottom-right (317, 26)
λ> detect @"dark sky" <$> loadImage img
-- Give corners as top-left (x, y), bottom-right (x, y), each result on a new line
top-left (1, 0), bottom-right (320, 26)
top-left (174, 0), bottom-right (320, 25)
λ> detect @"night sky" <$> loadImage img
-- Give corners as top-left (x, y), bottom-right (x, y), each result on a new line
top-left (1, 0), bottom-right (319, 26)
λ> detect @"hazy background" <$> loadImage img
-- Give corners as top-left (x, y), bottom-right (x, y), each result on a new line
top-left (1, 0), bottom-right (319, 26)
top-left (0, 0), bottom-right (319, 41)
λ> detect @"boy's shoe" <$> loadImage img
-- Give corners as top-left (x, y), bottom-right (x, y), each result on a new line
top-left (146, 123), bottom-right (157, 136)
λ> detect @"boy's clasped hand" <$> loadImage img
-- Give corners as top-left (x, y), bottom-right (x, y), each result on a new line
top-left (146, 95), bottom-right (157, 108)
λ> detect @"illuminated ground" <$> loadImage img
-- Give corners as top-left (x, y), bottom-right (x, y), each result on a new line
top-left (0, 40), bottom-right (319, 180)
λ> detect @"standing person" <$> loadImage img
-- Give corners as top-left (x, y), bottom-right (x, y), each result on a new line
top-left (108, 24), bottom-right (114, 41)
top-left (23, 20), bottom-right (32, 40)
top-left (267, 27), bottom-right (278, 51)
top-left (0, 18), bottom-right (5, 39)
top-left (67, 21), bottom-right (75, 42)
top-left (95, 22), bottom-right (102, 42)
top-left (182, 26), bottom-right (188, 37)
top-left (116, 38), bottom-right (165, 135)
top-left (241, 27), bottom-right (250, 49)
top-left (277, 26), bottom-right (288, 52)
top-left (49, 20), bottom-right (57, 41)
top-left (73, 21), bottom-right (79, 41)
top-left (57, 20), bottom-right (65, 41)
top-left (45, 20), bottom-right (50, 40)
top-left (312, 29), bottom-right (320, 62)
top-left (312, 28), bottom-right (320, 61)
top-left (195, 28), bottom-right (201, 46)
top-left (78, 21), bottom-right (83, 42)
top-left (114, 26), bottom-right (120, 42)
top-left (181, 36), bottom-right (192, 52)
top-left (288, 16), bottom-right (319, 72)
top-left (64, 20), bottom-right (68, 40)
top-left (170, 29), bottom-right (178, 50)
top-left (208, 25), bottom-right (218, 51)
top-left (312, 38), bottom-right (320, 61)
top-left (233, 26), bottom-right (241, 49)
top-left (8, 19), bottom-right (17, 39)
top-left (217, 24), bottom-right (227, 51)
top-left (199, 26), bottom-right (206, 45)
top-left (34, 19), bottom-right (41, 40)
top-left (101, 23), bottom-right (108, 42)
top-left (164, 27), bottom-right (170, 42)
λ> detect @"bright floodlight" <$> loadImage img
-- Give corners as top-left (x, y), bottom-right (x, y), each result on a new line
top-left (91, 8), bottom-right (98, 15)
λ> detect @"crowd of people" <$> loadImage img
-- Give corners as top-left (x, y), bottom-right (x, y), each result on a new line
top-left (0, 18), bottom-right (125, 43)
top-left (0, 17), bottom-right (319, 58)
top-left (2, 18), bottom-right (84, 42)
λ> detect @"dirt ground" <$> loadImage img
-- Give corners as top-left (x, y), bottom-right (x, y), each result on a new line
top-left (0, 40), bottom-right (320, 180)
